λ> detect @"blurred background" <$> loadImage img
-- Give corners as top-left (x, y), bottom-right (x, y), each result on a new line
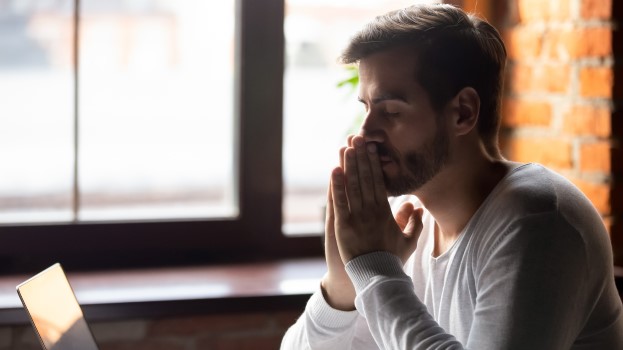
top-left (0, 0), bottom-right (620, 348)
top-left (0, 0), bottom-right (427, 227)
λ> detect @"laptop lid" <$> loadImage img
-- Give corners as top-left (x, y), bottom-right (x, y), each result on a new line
top-left (16, 263), bottom-right (99, 350)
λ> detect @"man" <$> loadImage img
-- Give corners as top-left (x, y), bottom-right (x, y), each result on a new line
top-left (281, 4), bottom-right (623, 350)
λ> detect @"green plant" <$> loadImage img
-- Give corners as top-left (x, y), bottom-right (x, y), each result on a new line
top-left (336, 65), bottom-right (364, 136)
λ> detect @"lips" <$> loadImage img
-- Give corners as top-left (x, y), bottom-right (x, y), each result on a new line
top-left (379, 155), bottom-right (393, 163)
top-left (373, 143), bottom-right (395, 164)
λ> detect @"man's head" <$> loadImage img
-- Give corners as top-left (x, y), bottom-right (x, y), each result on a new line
top-left (341, 4), bottom-right (507, 195)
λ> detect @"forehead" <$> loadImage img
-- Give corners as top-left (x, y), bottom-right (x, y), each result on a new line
top-left (358, 45), bottom-right (419, 96)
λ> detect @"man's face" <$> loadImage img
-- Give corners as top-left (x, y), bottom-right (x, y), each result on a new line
top-left (357, 46), bottom-right (451, 196)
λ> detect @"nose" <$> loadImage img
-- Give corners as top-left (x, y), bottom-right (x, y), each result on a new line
top-left (358, 111), bottom-right (386, 144)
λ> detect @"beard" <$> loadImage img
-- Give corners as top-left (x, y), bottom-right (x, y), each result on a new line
top-left (382, 125), bottom-right (450, 196)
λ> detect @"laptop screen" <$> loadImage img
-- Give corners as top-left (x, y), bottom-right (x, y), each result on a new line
top-left (16, 263), bottom-right (99, 350)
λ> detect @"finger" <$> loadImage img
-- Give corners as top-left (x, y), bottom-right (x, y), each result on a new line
top-left (395, 201), bottom-right (415, 231)
top-left (404, 208), bottom-right (424, 239)
top-left (365, 142), bottom-right (388, 203)
top-left (331, 167), bottom-right (351, 224)
top-left (347, 134), bottom-right (355, 147)
top-left (325, 179), bottom-right (342, 261)
top-left (325, 182), bottom-right (335, 238)
top-left (401, 208), bottom-right (423, 262)
top-left (339, 146), bottom-right (347, 170)
top-left (352, 136), bottom-right (375, 205)
top-left (343, 147), bottom-right (363, 212)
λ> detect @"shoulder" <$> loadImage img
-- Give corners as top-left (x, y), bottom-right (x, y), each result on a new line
top-left (487, 163), bottom-right (599, 222)
top-left (493, 163), bottom-right (558, 214)
top-left (473, 163), bottom-right (610, 267)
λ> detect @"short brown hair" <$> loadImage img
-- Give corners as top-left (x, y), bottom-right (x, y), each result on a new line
top-left (340, 4), bottom-right (506, 154)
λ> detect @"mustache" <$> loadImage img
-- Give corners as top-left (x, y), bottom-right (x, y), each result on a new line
top-left (370, 142), bottom-right (396, 161)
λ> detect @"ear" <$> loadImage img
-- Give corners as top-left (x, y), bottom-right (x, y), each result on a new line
top-left (449, 87), bottom-right (480, 136)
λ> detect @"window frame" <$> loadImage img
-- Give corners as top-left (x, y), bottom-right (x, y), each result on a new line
top-left (0, 0), bottom-right (323, 274)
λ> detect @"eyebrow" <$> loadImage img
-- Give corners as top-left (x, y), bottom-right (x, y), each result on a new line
top-left (357, 94), bottom-right (407, 105)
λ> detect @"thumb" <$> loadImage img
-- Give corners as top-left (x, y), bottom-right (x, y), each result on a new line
top-left (403, 208), bottom-right (424, 240)
top-left (400, 208), bottom-right (423, 264)
top-left (395, 201), bottom-right (415, 231)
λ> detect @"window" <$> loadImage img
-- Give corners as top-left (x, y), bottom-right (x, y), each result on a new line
top-left (0, 1), bottom-right (74, 223)
top-left (0, 0), bottom-right (436, 273)
top-left (0, 0), bottom-right (236, 223)
top-left (77, 0), bottom-right (237, 221)
top-left (0, 0), bottom-right (323, 273)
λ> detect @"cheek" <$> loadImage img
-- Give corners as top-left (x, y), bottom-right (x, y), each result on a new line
top-left (387, 123), bottom-right (432, 155)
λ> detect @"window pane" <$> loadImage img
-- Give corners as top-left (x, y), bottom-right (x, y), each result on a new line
top-left (283, 0), bottom-right (438, 234)
top-left (79, 1), bottom-right (236, 221)
top-left (0, 1), bottom-right (74, 223)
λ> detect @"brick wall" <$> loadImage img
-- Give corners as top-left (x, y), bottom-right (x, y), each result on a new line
top-left (0, 310), bottom-right (300, 350)
top-left (498, 0), bottom-right (623, 264)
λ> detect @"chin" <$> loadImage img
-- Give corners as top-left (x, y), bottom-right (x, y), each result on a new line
top-left (384, 177), bottom-right (417, 197)
top-left (384, 171), bottom-right (432, 197)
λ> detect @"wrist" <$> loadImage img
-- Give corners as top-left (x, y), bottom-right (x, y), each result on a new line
top-left (320, 276), bottom-right (356, 311)
top-left (345, 251), bottom-right (408, 293)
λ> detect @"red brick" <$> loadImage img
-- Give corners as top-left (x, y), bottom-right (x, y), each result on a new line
top-left (148, 313), bottom-right (271, 336)
top-left (580, 0), bottom-right (613, 19)
top-left (570, 178), bottom-right (611, 214)
top-left (545, 27), bottom-right (612, 60)
top-left (504, 27), bottom-right (543, 60)
top-left (562, 105), bottom-right (611, 137)
top-left (517, 0), bottom-right (547, 22)
top-left (502, 99), bottom-right (552, 127)
top-left (507, 64), bottom-right (533, 93)
top-left (603, 216), bottom-right (613, 235)
top-left (508, 64), bottom-right (571, 94)
top-left (505, 137), bottom-right (573, 168)
top-left (517, 0), bottom-right (572, 22)
top-left (580, 141), bottom-right (612, 172)
top-left (543, 65), bottom-right (573, 93)
top-left (580, 67), bottom-right (613, 98)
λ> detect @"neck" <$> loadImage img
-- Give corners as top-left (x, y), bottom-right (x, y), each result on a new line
top-left (414, 146), bottom-right (514, 256)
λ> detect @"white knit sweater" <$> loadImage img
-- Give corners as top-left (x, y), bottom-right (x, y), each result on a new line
top-left (281, 163), bottom-right (623, 349)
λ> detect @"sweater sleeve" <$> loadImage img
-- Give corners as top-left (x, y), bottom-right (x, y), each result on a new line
top-left (345, 213), bottom-right (594, 350)
top-left (280, 284), bottom-right (360, 350)
top-left (466, 213), bottom-right (591, 349)
top-left (346, 252), bottom-right (464, 350)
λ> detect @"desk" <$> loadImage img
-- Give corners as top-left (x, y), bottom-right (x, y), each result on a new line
top-left (0, 258), bottom-right (326, 325)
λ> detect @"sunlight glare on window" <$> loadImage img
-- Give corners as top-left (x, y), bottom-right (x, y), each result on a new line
top-left (0, 1), bottom-right (74, 223)
top-left (78, 0), bottom-right (236, 221)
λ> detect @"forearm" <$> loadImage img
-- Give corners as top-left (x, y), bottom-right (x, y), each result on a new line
top-left (346, 252), bottom-right (464, 350)
top-left (281, 288), bottom-right (360, 350)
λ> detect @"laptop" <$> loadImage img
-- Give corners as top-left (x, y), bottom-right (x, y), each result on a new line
top-left (16, 263), bottom-right (99, 350)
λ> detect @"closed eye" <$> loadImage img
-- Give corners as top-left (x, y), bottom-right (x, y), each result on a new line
top-left (357, 98), bottom-right (369, 112)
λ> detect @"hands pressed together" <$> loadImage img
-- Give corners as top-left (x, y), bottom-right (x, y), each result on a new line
top-left (321, 135), bottom-right (423, 311)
